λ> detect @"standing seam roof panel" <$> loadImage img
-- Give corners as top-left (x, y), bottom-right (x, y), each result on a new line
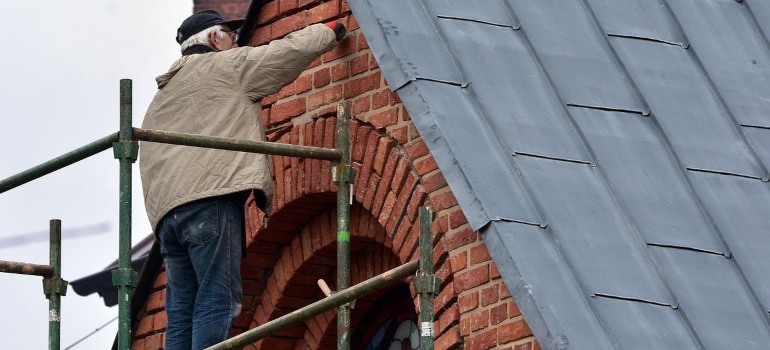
top-left (434, 18), bottom-right (592, 162)
top-left (568, 107), bottom-right (727, 253)
top-left (666, 0), bottom-right (770, 128)
top-left (506, 0), bottom-right (647, 113)
top-left (610, 37), bottom-right (765, 178)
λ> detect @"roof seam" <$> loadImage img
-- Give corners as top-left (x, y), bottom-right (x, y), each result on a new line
top-left (646, 242), bottom-right (731, 258)
top-left (606, 33), bottom-right (688, 48)
top-left (566, 103), bottom-right (647, 116)
top-left (435, 15), bottom-right (520, 29)
top-left (741, 123), bottom-right (770, 130)
top-left (685, 167), bottom-right (764, 181)
top-left (591, 292), bottom-right (678, 309)
top-left (512, 152), bottom-right (594, 166)
top-left (658, 0), bottom-right (770, 333)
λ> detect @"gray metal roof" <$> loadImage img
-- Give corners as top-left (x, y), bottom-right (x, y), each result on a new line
top-left (347, 0), bottom-right (770, 349)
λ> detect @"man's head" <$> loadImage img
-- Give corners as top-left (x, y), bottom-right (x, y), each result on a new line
top-left (177, 10), bottom-right (244, 53)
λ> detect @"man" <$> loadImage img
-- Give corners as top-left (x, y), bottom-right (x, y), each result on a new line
top-left (139, 10), bottom-right (345, 349)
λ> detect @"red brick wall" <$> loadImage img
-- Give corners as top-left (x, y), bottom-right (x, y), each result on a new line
top-left (131, 1), bottom-right (539, 349)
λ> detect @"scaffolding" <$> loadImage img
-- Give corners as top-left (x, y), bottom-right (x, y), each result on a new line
top-left (0, 79), bottom-right (439, 350)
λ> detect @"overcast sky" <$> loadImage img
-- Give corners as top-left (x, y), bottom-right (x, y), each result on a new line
top-left (0, 1), bottom-right (193, 348)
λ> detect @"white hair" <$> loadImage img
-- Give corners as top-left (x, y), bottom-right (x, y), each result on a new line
top-left (180, 25), bottom-right (227, 53)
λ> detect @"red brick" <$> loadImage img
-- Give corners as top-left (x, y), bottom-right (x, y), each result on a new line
top-left (498, 283), bottom-right (511, 301)
top-left (414, 155), bottom-right (439, 175)
top-left (313, 67), bottom-right (331, 88)
top-left (135, 315), bottom-right (153, 337)
top-left (147, 290), bottom-right (164, 313)
top-left (470, 309), bottom-right (490, 332)
top-left (515, 343), bottom-right (533, 350)
top-left (323, 35), bottom-right (356, 61)
top-left (307, 85), bottom-right (342, 110)
top-left (467, 328), bottom-right (497, 350)
top-left (470, 244), bottom-right (491, 265)
top-left (344, 72), bottom-right (381, 99)
top-left (252, 26), bottom-right (273, 46)
top-left (436, 304), bottom-right (460, 337)
top-left (434, 281), bottom-right (456, 312)
top-left (490, 303), bottom-right (508, 325)
top-left (491, 262), bottom-right (502, 280)
top-left (449, 208), bottom-right (468, 229)
top-left (369, 108), bottom-right (398, 129)
top-left (481, 284), bottom-right (500, 307)
top-left (444, 226), bottom-right (477, 251)
top-left (391, 125), bottom-right (408, 144)
top-left (299, 0), bottom-right (320, 7)
top-left (355, 132), bottom-right (380, 202)
top-left (352, 95), bottom-right (370, 116)
top-left (406, 186), bottom-right (428, 221)
top-left (422, 171), bottom-right (447, 193)
top-left (435, 328), bottom-right (461, 350)
top-left (460, 317), bottom-right (471, 337)
top-left (296, 74), bottom-right (312, 94)
top-left (352, 124), bottom-right (370, 162)
top-left (271, 98), bottom-right (306, 124)
top-left (499, 320), bottom-right (533, 344)
top-left (457, 264), bottom-right (490, 292)
top-left (278, 0), bottom-right (299, 16)
top-left (373, 138), bottom-right (394, 175)
top-left (406, 139), bottom-right (429, 159)
top-left (273, 14), bottom-right (306, 38)
top-left (374, 153), bottom-right (399, 218)
top-left (331, 61), bottom-right (349, 82)
top-left (152, 272), bottom-right (167, 290)
top-left (350, 53), bottom-right (370, 76)
top-left (153, 310), bottom-right (168, 331)
top-left (450, 251), bottom-right (468, 274)
top-left (278, 80), bottom-right (296, 99)
top-left (143, 333), bottom-right (163, 350)
top-left (509, 300), bottom-right (521, 318)
top-left (308, 0), bottom-right (341, 23)
top-left (458, 291), bottom-right (479, 313)
top-left (263, 93), bottom-right (278, 106)
top-left (370, 89), bottom-right (389, 110)
top-left (397, 224), bottom-right (420, 262)
top-left (357, 32), bottom-right (370, 50)
top-left (131, 338), bottom-right (145, 350)
top-left (431, 189), bottom-right (459, 212)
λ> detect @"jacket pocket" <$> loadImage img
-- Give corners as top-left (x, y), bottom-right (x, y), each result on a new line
top-left (176, 201), bottom-right (220, 246)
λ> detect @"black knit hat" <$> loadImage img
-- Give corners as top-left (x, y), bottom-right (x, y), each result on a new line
top-left (176, 10), bottom-right (245, 44)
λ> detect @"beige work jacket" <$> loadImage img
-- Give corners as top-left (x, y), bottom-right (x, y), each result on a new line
top-left (140, 24), bottom-right (337, 231)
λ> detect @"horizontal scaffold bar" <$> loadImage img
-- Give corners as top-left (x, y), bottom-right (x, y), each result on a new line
top-left (0, 133), bottom-right (119, 194)
top-left (0, 259), bottom-right (53, 277)
top-left (205, 259), bottom-right (419, 350)
top-left (134, 128), bottom-right (342, 161)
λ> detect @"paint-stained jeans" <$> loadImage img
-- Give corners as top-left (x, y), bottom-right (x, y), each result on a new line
top-left (157, 195), bottom-right (243, 350)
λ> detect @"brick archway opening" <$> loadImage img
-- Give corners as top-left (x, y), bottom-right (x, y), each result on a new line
top-left (235, 199), bottom-right (409, 350)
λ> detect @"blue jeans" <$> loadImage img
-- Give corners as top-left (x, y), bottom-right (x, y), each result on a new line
top-left (157, 195), bottom-right (244, 350)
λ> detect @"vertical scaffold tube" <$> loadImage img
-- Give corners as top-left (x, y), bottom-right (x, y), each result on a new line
top-left (419, 207), bottom-right (437, 350)
top-left (114, 79), bottom-right (138, 350)
top-left (335, 102), bottom-right (352, 350)
top-left (48, 219), bottom-right (62, 350)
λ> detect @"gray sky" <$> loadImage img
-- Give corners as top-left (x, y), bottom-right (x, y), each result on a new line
top-left (0, 1), bottom-right (193, 348)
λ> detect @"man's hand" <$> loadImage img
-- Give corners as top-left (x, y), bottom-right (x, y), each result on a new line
top-left (325, 21), bottom-right (347, 42)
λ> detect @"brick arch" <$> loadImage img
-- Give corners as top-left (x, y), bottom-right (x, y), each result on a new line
top-left (248, 207), bottom-right (404, 350)
top-left (229, 117), bottom-right (454, 349)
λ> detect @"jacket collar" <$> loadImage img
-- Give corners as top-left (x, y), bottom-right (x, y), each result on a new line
top-left (182, 44), bottom-right (216, 56)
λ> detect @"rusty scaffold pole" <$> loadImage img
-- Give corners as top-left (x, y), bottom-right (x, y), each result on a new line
top-left (113, 79), bottom-right (138, 350)
top-left (333, 102), bottom-right (354, 350)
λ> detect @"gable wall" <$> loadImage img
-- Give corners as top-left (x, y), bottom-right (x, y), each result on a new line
top-left (130, 1), bottom-right (538, 349)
